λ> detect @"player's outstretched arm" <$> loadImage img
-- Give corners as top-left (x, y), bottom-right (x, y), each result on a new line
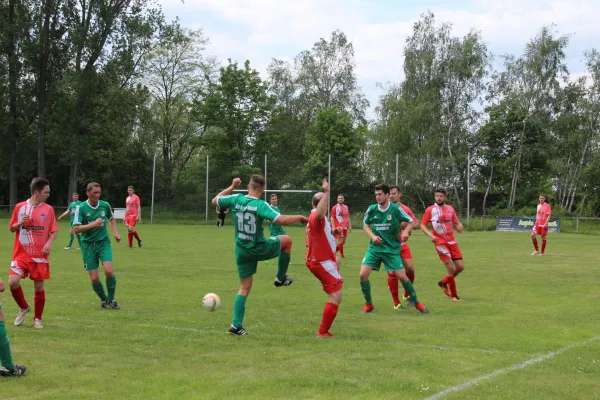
top-left (315, 179), bottom-right (330, 220)
top-left (276, 215), bottom-right (309, 225)
top-left (212, 178), bottom-right (241, 206)
top-left (58, 209), bottom-right (70, 220)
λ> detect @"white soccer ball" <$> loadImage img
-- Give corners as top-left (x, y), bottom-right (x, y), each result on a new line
top-left (202, 293), bottom-right (221, 312)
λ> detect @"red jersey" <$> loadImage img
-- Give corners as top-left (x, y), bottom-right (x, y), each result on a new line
top-left (10, 201), bottom-right (58, 263)
top-left (126, 194), bottom-right (141, 216)
top-left (398, 203), bottom-right (418, 243)
top-left (535, 203), bottom-right (551, 226)
top-left (306, 209), bottom-right (336, 262)
top-left (422, 203), bottom-right (459, 244)
top-left (331, 203), bottom-right (350, 228)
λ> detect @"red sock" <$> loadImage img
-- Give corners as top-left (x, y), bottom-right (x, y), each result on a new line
top-left (34, 290), bottom-right (45, 320)
top-left (404, 270), bottom-right (415, 297)
top-left (128, 232), bottom-right (133, 247)
top-left (532, 237), bottom-right (539, 251)
top-left (541, 239), bottom-right (547, 254)
top-left (447, 276), bottom-right (458, 297)
top-left (387, 273), bottom-right (400, 306)
top-left (335, 244), bottom-right (340, 253)
top-left (339, 244), bottom-right (344, 257)
top-left (11, 286), bottom-right (29, 310)
top-left (133, 231), bottom-right (141, 241)
top-left (440, 275), bottom-right (449, 285)
top-left (318, 302), bottom-right (339, 335)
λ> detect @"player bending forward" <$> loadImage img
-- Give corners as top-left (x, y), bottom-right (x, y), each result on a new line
top-left (359, 184), bottom-right (428, 314)
top-left (420, 188), bottom-right (465, 301)
top-left (531, 194), bottom-right (551, 256)
top-left (213, 175), bottom-right (308, 336)
top-left (306, 180), bottom-right (343, 338)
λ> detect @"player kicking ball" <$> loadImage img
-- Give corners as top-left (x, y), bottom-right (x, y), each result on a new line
top-left (213, 175), bottom-right (308, 336)
top-left (359, 184), bottom-right (428, 314)
top-left (306, 180), bottom-right (343, 338)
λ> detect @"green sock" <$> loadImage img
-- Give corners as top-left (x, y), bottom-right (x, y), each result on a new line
top-left (106, 276), bottom-right (117, 302)
top-left (402, 279), bottom-right (419, 304)
top-left (67, 233), bottom-right (74, 248)
top-left (232, 294), bottom-right (247, 328)
top-left (0, 320), bottom-right (15, 369)
top-left (276, 252), bottom-right (291, 281)
top-left (92, 281), bottom-right (108, 302)
top-left (360, 280), bottom-right (372, 304)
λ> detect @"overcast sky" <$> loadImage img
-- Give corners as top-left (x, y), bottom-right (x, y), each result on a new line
top-left (159, 0), bottom-right (598, 118)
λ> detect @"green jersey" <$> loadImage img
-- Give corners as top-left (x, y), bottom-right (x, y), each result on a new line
top-left (217, 194), bottom-right (281, 249)
top-left (73, 200), bottom-right (114, 243)
top-left (363, 202), bottom-right (413, 253)
top-left (268, 206), bottom-right (286, 236)
top-left (67, 201), bottom-right (82, 223)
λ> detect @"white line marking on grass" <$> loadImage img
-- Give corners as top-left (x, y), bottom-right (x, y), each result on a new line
top-left (424, 335), bottom-right (600, 400)
top-left (53, 316), bottom-right (536, 356)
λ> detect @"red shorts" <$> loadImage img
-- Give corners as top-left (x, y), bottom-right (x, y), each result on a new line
top-left (125, 215), bottom-right (138, 227)
top-left (10, 260), bottom-right (50, 280)
top-left (334, 227), bottom-right (348, 239)
top-left (435, 242), bottom-right (463, 261)
top-left (306, 260), bottom-right (343, 294)
top-left (532, 225), bottom-right (548, 236)
top-left (400, 243), bottom-right (412, 260)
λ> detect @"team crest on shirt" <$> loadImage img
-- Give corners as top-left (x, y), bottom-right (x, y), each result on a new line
top-left (40, 214), bottom-right (46, 220)
top-left (101, 211), bottom-right (105, 217)
top-left (387, 215), bottom-right (392, 221)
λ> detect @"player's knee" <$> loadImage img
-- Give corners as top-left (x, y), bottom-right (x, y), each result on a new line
top-left (8, 279), bottom-right (21, 290)
top-left (359, 272), bottom-right (369, 282)
top-left (329, 290), bottom-right (342, 305)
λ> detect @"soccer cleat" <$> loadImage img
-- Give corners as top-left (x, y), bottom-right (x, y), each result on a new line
top-left (76, 247), bottom-right (81, 250)
top-left (100, 301), bottom-right (108, 309)
top-left (362, 303), bottom-right (375, 313)
top-left (108, 300), bottom-right (120, 310)
top-left (403, 295), bottom-right (415, 307)
top-left (438, 281), bottom-right (451, 297)
top-left (33, 318), bottom-right (43, 329)
top-left (316, 332), bottom-right (334, 338)
top-left (0, 364), bottom-right (27, 377)
top-left (393, 303), bottom-right (405, 310)
top-left (531, 251), bottom-right (540, 256)
top-left (216, 220), bottom-right (221, 227)
top-left (274, 276), bottom-right (293, 287)
top-left (451, 296), bottom-right (462, 301)
top-left (64, 246), bottom-right (71, 250)
top-left (138, 240), bottom-right (143, 248)
top-left (14, 307), bottom-right (30, 326)
top-left (538, 252), bottom-right (544, 256)
top-left (415, 302), bottom-right (429, 314)
top-left (228, 325), bottom-right (248, 336)
top-left (127, 245), bottom-right (132, 248)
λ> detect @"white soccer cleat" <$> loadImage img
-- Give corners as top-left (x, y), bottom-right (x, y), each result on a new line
top-left (14, 307), bottom-right (30, 326)
top-left (33, 319), bottom-right (43, 329)
top-left (530, 251), bottom-right (539, 256)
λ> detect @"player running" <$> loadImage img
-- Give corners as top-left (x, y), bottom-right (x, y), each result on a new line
top-left (388, 185), bottom-right (419, 308)
top-left (73, 182), bottom-right (122, 310)
top-left (359, 184), bottom-right (429, 314)
top-left (125, 186), bottom-right (142, 248)
top-left (306, 179), bottom-right (343, 338)
top-left (420, 188), bottom-right (465, 301)
top-left (8, 178), bottom-right (58, 329)
top-left (330, 194), bottom-right (351, 258)
top-left (0, 277), bottom-right (27, 376)
top-left (57, 192), bottom-right (82, 250)
top-left (213, 175), bottom-right (308, 336)
top-left (531, 194), bottom-right (551, 256)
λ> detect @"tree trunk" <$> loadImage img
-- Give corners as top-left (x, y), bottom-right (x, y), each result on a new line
top-left (37, 0), bottom-right (52, 177)
top-left (482, 163), bottom-right (494, 216)
top-left (7, 0), bottom-right (19, 208)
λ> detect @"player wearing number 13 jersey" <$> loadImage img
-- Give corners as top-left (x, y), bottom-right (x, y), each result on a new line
top-left (214, 175), bottom-right (308, 336)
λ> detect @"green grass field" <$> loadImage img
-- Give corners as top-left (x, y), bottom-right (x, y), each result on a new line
top-left (0, 220), bottom-right (599, 399)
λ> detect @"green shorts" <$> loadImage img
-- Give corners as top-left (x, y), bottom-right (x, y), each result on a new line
top-left (235, 238), bottom-right (281, 279)
top-left (81, 238), bottom-right (113, 271)
top-left (269, 225), bottom-right (286, 237)
top-left (361, 250), bottom-right (404, 272)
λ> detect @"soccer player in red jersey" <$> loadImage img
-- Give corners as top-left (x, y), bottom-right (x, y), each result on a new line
top-left (125, 186), bottom-right (142, 248)
top-left (330, 194), bottom-right (352, 258)
top-left (8, 178), bottom-right (58, 329)
top-left (421, 188), bottom-right (465, 301)
top-left (531, 194), bottom-right (552, 256)
top-left (388, 186), bottom-right (419, 308)
top-left (306, 179), bottom-right (343, 338)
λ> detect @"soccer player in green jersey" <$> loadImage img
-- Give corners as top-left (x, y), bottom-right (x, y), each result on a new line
top-left (73, 182), bottom-right (122, 310)
top-left (268, 194), bottom-right (286, 237)
top-left (0, 276), bottom-right (27, 376)
top-left (212, 175), bottom-right (308, 335)
top-left (58, 192), bottom-right (82, 250)
top-left (360, 184), bottom-right (429, 314)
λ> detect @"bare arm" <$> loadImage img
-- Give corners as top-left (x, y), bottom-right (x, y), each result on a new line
top-left (58, 209), bottom-right (70, 220)
top-left (109, 217), bottom-right (122, 242)
top-left (420, 224), bottom-right (438, 243)
top-left (212, 178), bottom-right (241, 207)
top-left (73, 218), bottom-right (102, 234)
top-left (363, 224), bottom-right (382, 245)
top-left (276, 215), bottom-right (309, 225)
top-left (9, 215), bottom-right (30, 232)
top-left (401, 222), bottom-right (413, 242)
top-left (42, 231), bottom-right (59, 256)
top-left (315, 179), bottom-right (330, 220)
top-left (137, 204), bottom-right (142, 220)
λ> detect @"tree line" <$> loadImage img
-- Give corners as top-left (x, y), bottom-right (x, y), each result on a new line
top-left (1, 4), bottom-right (599, 217)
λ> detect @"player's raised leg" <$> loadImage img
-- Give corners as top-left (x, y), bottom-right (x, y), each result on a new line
top-left (274, 235), bottom-right (293, 287)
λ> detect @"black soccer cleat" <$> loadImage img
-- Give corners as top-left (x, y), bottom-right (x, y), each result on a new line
top-left (138, 240), bottom-right (143, 248)
top-left (0, 364), bottom-right (27, 377)
top-left (108, 300), bottom-right (120, 310)
top-left (228, 325), bottom-right (248, 336)
top-left (274, 276), bottom-right (293, 287)
top-left (100, 301), bottom-right (108, 309)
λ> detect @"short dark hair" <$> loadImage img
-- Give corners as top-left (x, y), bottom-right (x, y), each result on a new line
top-left (30, 177), bottom-right (49, 194)
top-left (86, 182), bottom-right (101, 192)
top-left (270, 193), bottom-right (277, 199)
top-left (390, 185), bottom-right (400, 192)
top-left (249, 174), bottom-right (266, 190)
top-left (375, 184), bottom-right (390, 194)
top-left (435, 188), bottom-right (447, 196)
top-left (128, 186), bottom-right (134, 190)
top-left (337, 194), bottom-right (345, 198)
top-left (539, 193), bottom-right (547, 201)
top-left (73, 192), bottom-right (79, 196)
